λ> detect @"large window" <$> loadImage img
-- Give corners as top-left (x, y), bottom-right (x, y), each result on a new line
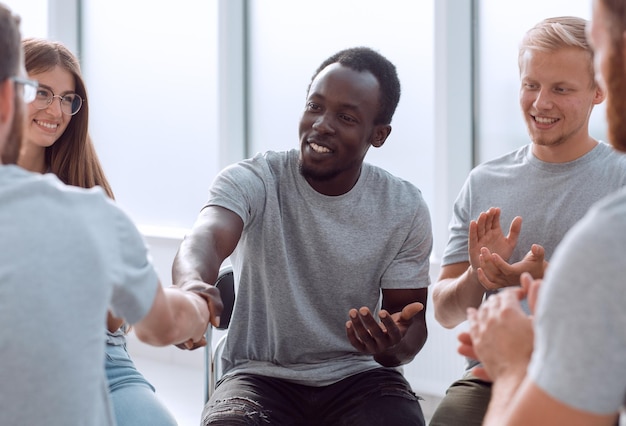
top-left (81, 0), bottom-right (220, 233)
top-left (79, 0), bottom-right (443, 248)
top-left (3, 0), bottom-right (47, 38)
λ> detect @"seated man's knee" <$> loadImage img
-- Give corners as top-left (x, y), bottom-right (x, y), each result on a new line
top-left (202, 396), bottom-right (270, 426)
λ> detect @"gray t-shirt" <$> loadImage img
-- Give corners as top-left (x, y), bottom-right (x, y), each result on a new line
top-left (0, 165), bottom-right (158, 426)
top-left (529, 186), bottom-right (626, 416)
top-left (443, 142), bottom-right (626, 267)
top-left (206, 149), bottom-right (433, 386)
top-left (441, 142), bottom-right (626, 370)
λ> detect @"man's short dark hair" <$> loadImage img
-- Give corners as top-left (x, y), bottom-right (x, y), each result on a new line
top-left (0, 3), bottom-right (21, 80)
top-left (310, 47), bottom-right (401, 125)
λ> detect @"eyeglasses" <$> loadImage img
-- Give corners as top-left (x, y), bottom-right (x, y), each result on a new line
top-left (9, 76), bottom-right (39, 103)
top-left (33, 86), bottom-right (83, 116)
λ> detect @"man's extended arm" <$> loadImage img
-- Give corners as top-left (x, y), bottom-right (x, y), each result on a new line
top-left (133, 280), bottom-right (210, 347)
top-left (172, 205), bottom-right (244, 328)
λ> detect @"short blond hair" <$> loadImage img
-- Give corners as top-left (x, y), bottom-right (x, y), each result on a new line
top-left (519, 16), bottom-right (595, 87)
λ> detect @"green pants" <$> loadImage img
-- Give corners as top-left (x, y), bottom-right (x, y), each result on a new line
top-left (428, 371), bottom-right (492, 426)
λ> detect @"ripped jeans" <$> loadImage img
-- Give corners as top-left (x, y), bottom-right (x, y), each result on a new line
top-left (202, 368), bottom-right (424, 426)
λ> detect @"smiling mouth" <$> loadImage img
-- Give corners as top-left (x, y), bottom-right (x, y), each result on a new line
top-left (534, 116), bottom-right (558, 125)
top-left (35, 119), bottom-right (59, 130)
top-left (309, 142), bottom-right (331, 153)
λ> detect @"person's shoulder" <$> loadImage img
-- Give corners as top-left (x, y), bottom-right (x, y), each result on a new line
top-left (226, 149), bottom-right (293, 172)
top-left (471, 144), bottom-right (530, 173)
top-left (456, 146), bottom-right (530, 189)
top-left (260, 149), bottom-right (293, 160)
top-left (593, 142), bottom-right (626, 183)
top-left (220, 150), bottom-right (294, 185)
top-left (9, 167), bottom-right (126, 225)
top-left (365, 163), bottom-right (416, 186)
top-left (48, 176), bottom-right (111, 204)
top-left (21, 170), bottom-right (121, 215)
top-left (590, 186), bottom-right (626, 216)
top-left (364, 163), bottom-right (425, 201)
top-left (597, 141), bottom-right (626, 162)
top-left (566, 187), bottom-right (626, 248)
top-left (246, 149), bottom-right (293, 162)
top-left (9, 166), bottom-right (109, 203)
top-left (258, 149), bottom-right (296, 169)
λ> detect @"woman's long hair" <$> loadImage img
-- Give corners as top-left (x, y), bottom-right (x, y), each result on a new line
top-left (22, 37), bottom-right (114, 199)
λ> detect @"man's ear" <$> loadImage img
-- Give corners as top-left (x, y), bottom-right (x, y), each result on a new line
top-left (371, 124), bottom-right (392, 148)
top-left (0, 79), bottom-right (15, 157)
top-left (594, 82), bottom-right (606, 105)
top-left (0, 79), bottom-right (14, 125)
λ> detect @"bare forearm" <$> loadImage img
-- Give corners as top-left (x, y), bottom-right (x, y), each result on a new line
top-left (486, 377), bottom-right (620, 426)
top-left (433, 268), bottom-right (486, 328)
top-left (172, 208), bottom-right (241, 289)
top-left (172, 234), bottom-right (221, 289)
top-left (134, 287), bottom-right (209, 346)
top-left (107, 311), bottom-right (125, 333)
top-left (483, 371), bottom-right (527, 426)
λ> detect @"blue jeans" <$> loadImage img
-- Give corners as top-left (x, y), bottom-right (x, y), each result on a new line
top-left (105, 343), bottom-right (178, 426)
top-left (202, 368), bottom-right (424, 425)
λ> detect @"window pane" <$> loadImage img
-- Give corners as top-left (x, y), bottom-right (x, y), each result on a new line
top-left (3, 0), bottom-right (48, 38)
top-left (81, 0), bottom-right (220, 230)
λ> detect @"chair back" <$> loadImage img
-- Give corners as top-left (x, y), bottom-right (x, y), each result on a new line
top-left (214, 266), bottom-right (235, 329)
top-left (204, 264), bottom-right (235, 402)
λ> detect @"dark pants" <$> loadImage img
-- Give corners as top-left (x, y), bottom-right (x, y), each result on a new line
top-left (428, 371), bottom-right (492, 426)
top-left (202, 368), bottom-right (425, 426)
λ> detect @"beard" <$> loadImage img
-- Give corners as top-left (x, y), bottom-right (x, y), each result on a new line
top-left (298, 160), bottom-right (340, 182)
top-left (1, 95), bottom-right (24, 164)
top-left (605, 43), bottom-right (626, 153)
